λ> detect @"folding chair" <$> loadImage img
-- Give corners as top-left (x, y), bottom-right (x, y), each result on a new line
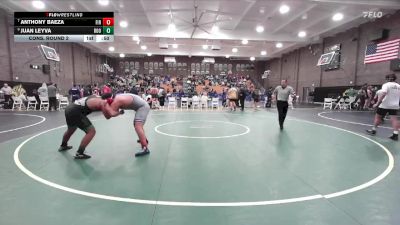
top-left (11, 96), bottom-right (23, 111)
top-left (58, 96), bottom-right (69, 110)
top-left (180, 97), bottom-right (189, 110)
top-left (200, 95), bottom-right (208, 110)
top-left (167, 97), bottom-right (177, 110)
top-left (334, 98), bottom-right (344, 110)
top-left (39, 96), bottom-right (49, 111)
top-left (211, 97), bottom-right (219, 110)
top-left (26, 96), bottom-right (37, 111)
top-left (342, 98), bottom-right (351, 110)
top-left (348, 96), bottom-right (356, 110)
top-left (323, 98), bottom-right (333, 110)
top-left (192, 96), bottom-right (200, 110)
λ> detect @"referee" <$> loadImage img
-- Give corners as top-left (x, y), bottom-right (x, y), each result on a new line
top-left (273, 80), bottom-right (294, 130)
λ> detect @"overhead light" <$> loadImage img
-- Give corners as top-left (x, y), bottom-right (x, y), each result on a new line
top-left (232, 48), bottom-right (238, 53)
top-left (256, 25), bottom-right (264, 33)
top-left (147, 53), bottom-right (152, 56)
top-left (211, 25), bottom-right (219, 33)
top-left (302, 14), bottom-right (308, 20)
top-left (259, 7), bottom-right (265, 14)
top-left (164, 57), bottom-right (176, 63)
top-left (332, 13), bottom-right (344, 21)
top-left (98, 0), bottom-right (109, 6)
top-left (276, 42), bottom-right (283, 48)
top-left (172, 43), bottom-right (178, 49)
top-left (202, 45), bottom-right (208, 50)
top-left (250, 56), bottom-right (255, 61)
top-left (298, 31), bottom-right (307, 38)
top-left (108, 46), bottom-right (115, 52)
top-left (260, 50), bottom-right (267, 56)
top-left (69, 5), bottom-right (75, 10)
top-left (119, 53), bottom-right (125, 58)
top-left (203, 57), bottom-right (215, 63)
top-left (168, 23), bottom-right (176, 32)
top-left (141, 45), bottom-right (147, 50)
top-left (119, 21), bottom-right (128, 28)
top-left (241, 39), bottom-right (248, 45)
top-left (32, 0), bottom-right (45, 9)
top-left (279, 5), bottom-right (290, 14)
top-left (225, 55), bottom-right (230, 58)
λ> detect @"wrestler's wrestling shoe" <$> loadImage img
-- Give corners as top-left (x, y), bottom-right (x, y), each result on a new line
top-left (135, 148), bottom-right (150, 157)
top-left (58, 145), bottom-right (73, 152)
top-left (74, 153), bottom-right (91, 159)
top-left (389, 133), bottom-right (398, 141)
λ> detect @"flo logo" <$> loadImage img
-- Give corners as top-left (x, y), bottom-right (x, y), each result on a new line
top-left (363, 11), bottom-right (383, 19)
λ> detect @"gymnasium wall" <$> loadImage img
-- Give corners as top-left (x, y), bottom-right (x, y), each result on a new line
top-left (0, 9), bottom-right (109, 94)
top-left (266, 10), bottom-right (400, 100)
top-left (113, 55), bottom-right (266, 83)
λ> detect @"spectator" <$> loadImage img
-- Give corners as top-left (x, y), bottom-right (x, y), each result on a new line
top-left (38, 82), bottom-right (48, 98)
top-left (1, 83), bottom-right (12, 108)
top-left (365, 85), bottom-right (374, 109)
top-left (158, 87), bottom-right (166, 107)
top-left (32, 89), bottom-right (40, 110)
top-left (92, 84), bottom-right (100, 96)
top-left (83, 85), bottom-right (92, 97)
top-left (102, 83), bottom-right (112, 94)
top-left (265, 87), bottom-right (273, 108)
top-left (47, 82), bottom-right (57, 111)
top-left (130, 85), bottom-right (139, 95)
top-left (357, 84), bottom-right (368, 110)
top-left (221, 89), bottom-right (227, 107)
top-left (69, 84), bottom-right (80, 102)
top-left (12, 84), bottom-right (27, 106)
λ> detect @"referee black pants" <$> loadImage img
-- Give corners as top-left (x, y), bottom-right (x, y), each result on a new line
top-left (239, 97), bottom-right (245, 110)
top-left (49, 97), bottom-right (57, 111)
top-left (277, 100), bottom-right (289, 127)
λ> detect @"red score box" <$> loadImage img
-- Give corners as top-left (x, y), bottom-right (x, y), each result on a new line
top-left (102, 18), bottom-right (114, 26)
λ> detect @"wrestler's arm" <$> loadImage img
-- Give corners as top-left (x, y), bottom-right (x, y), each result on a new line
top-left (103, 99), bottom-right (122, 118)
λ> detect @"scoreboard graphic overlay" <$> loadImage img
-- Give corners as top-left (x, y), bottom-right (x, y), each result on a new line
top-left (14, 12), bottom-right (114, 42)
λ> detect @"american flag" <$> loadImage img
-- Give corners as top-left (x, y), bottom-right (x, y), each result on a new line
top-left (364, 38), bottom-right (400, 64)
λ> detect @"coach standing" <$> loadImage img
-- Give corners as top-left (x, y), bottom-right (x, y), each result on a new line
top-left (273, 80), bottom-right (294, 130)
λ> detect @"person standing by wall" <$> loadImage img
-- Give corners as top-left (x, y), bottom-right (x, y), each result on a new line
top-left (1, 83), bottom-right (12, 109)
top-left (47, 82), bottom-right (57, 111)
top-left (273, 80), bottom-right (294, 130)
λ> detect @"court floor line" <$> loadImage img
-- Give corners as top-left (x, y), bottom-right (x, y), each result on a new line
top-left (317, 111), bottom-right (392, 129)
top-left (0, 113), bottom-right (46, 134)
top-left (13, 114), bottom-right (394, 207)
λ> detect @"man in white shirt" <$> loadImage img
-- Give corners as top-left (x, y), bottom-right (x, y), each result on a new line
top-left (366, 74), bottom-right (400, 141)
top-left (1, 83), bottom-right (12, 108)
top-left (273, 80), bottom-right (295, 130)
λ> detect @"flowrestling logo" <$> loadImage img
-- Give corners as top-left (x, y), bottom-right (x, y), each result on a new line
top-left (363, 11), bottom-right (383, 19)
